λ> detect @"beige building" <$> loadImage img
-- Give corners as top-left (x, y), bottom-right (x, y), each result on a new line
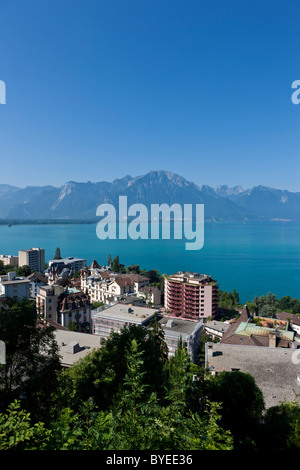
top-left (81, 270), bottom-right (151, 305)
top-left (36, 285), bottom-right (91, 331)
top-left (0, 255), bottom-right (18, 267)
top-left (19, 248), bottom-right (45, 273)
top-left (36, 285), bottom-right (64, 323)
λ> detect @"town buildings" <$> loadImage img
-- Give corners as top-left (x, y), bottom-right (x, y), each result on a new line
top-left (164, 271), bottom-right (218, 320)
top-left (80, 269), bottom-right (155, 305)
top-left (18, 247), bottom-right (45, 273)
top-left (220, 305), bottom-right (296, 348)
top-left (0, 254), bottom-right (18, 267)
top-left (91, 303), bottom-right (203, 361)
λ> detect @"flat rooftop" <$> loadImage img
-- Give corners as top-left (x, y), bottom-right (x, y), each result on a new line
top-left (159, 316), bottom-right (202, 338)
top-left (92, 303), bottom-right (160, 324)
top-left (54, 329), bottom-right (102, 367)
top-left (169, 271), bottom-right (212, 280)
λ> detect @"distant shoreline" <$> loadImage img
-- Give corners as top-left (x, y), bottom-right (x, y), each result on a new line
top-left (0, 218), bottom-right (295, 226)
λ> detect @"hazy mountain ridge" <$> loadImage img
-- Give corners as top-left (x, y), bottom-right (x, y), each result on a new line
top-left (0, 171), bottom-right (299, 221)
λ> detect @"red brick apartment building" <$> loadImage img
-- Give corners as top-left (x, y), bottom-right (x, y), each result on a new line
top-left (164, 271), bottom-right (218, 320)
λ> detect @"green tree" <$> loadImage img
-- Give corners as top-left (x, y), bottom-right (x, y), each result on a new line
top-left (0, 400), bottom-right (49, 450)
top-left (0, 299), bottom-right (61, 419)
top-left (147, 312), bottom-right (169, 364)
top-left (202, 370), bottom-right (265, 449)
top-left (232, 289), bottom-right (239, 305)
top-left (126, 264), bottom-right (141, 274)
top-left (109, 339), bottom-right (233, 450)
top-left (111, 255), bottom-right (125, 273)
top-left (107, 254), bottom-right (112, 267)
top-left (259, 400), bottom-right (300, 450)
top-left (16, 265), bottom-right (31, 277)
top-left (146, 269), bottom-right (160, 284)
top-left (58, 324), bottom-right (169, 413)
top-left (54, 247), bottom-right (62, 260)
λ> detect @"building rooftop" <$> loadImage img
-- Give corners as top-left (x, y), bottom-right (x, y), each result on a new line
top-left (54, 329), bottom-right (102, 367)
top-left (168, 271), bottom-right (212, 281)
top-left (0, 278), bottom-right (30, 285)
top-left (92, 303), bottom-right (160, 324)
top-left (49, 257), bottom-right (86, 265)
top-left (221, 305), bottom-right (295, 348)
top-left (205, 320), bottom-right (230, 334)
top-left (158, 315), bottom-right (202, 338)
top-left (205, 341), bottom-right (300, 408)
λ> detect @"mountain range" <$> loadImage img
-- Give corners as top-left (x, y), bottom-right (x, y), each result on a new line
top-left (0, 170), bottom-right (299, 221)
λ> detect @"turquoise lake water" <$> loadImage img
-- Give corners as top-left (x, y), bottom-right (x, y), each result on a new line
top-left (0, 221), bottom-right (299, 304)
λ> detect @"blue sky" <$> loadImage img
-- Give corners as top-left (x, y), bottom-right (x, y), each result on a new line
top-left (0, 0), bottom-right (299, 191)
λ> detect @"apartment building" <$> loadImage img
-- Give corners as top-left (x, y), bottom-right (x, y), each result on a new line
top-left (36, 285), bottom-right (91, 331)
top-left (57, 288), bottom-right (91, 331)
top-left (0, 254), bottom-right (18, 267)
top-left (0, 271), bottom-right (31, 300)
top-left (48, 257), bottom-right (87, 273)
top-left (18, 248), bottom-right (45, 273)
top-left (36, 285), bottom-right (64, 323)
top-left (164, 271), bottom-right (218, 320)
top-left (158, 316), bottom-right (203, 361)
top-left (91, 303), bottom-right (159, 338)
top-left (91, 303), bottom-right (203, 361)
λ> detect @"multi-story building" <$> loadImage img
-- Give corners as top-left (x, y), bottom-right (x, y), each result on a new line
top-left (91, 303), bottom-right (203, 361)
top-left (27, 272), bottom-right (48, 298)
top-left (57, 288), bottom-right (91, 331)
top-left (164, 271), bottom-right (218, 320)
top-left (81, 270), bottom-right (152, 305)
top-left (48, 257), bottom-right (87, 273)
top-left (138, 285), bottom-right (161, 306)
top-left (158, 315), bottom-right (203, 361)
top-left (36, 285), bottom-right (64, 323)
top-left (91, 303), bottom-right (160, 338)
top-left (18, 248), bottom-right (45, 273)
top-left (0, 271), bottom-right (31, 300)
top-left (0, 254), bottom-right (18, 267)
top-left (36, 284), bottom-right (91, 331)
top-left (47, 257), bottom-right (87, 284)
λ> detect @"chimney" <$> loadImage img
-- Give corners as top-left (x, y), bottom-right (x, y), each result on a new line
top-left (269, 331), bottom-right (277, 348)
top-left (8, 271), bottom-right (16, 281)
